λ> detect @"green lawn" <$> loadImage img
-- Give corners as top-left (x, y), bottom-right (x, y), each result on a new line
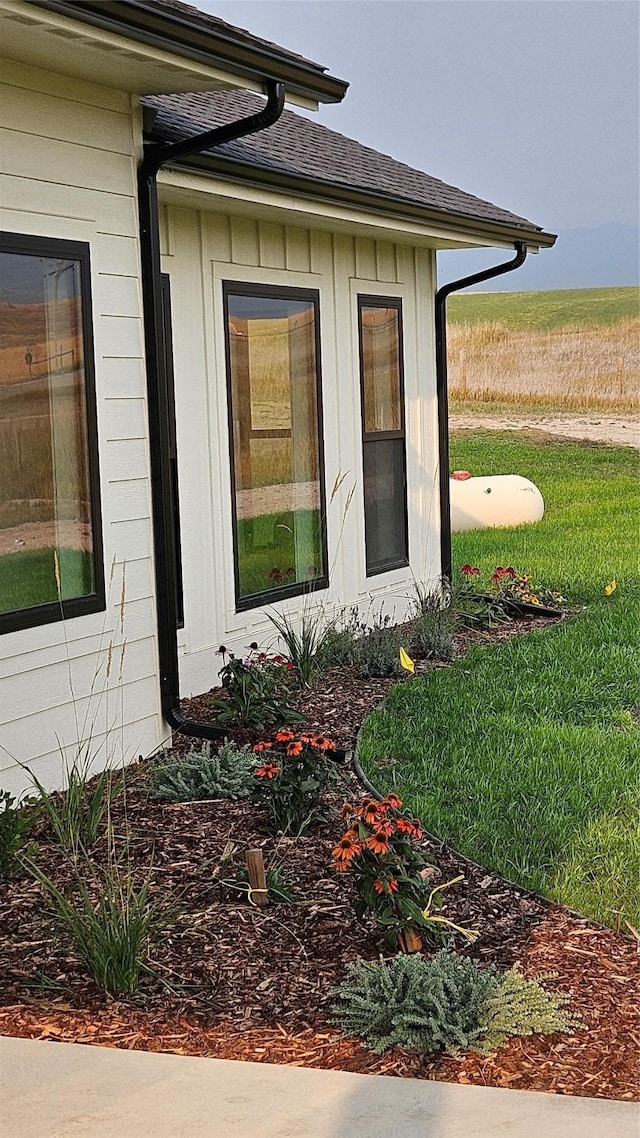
top-left (447, 286), bottom-right (639, 331)
top-left (0, 547), bottom-right (94, 615)
top-left (359, 432), bottom-right (640, 929)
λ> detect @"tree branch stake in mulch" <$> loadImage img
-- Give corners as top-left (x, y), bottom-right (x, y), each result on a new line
top-left (245, 849), bottom-right (269, 909)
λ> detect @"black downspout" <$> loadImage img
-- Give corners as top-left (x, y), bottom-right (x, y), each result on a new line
top-left (138, 80), bottom-right (285, 741)
top-left (435, 241), bottom-right (527, 582)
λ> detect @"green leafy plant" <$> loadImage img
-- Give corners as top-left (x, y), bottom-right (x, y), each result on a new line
top-left (332, 952), bottom-right (585, 1057)
top-left (25, 856), bottom-right (162, 996)
top-left (331, 950), bottom-right (498, 1054)
top-left (267, 607), bottom-right (333, 686)
top-left (252, 730), bottom-right (340, 835)
top-left (355, 611), bottom-right (404, 679)
top-left (0, 790), bottom-right (33, 880)
top-left (209, 646), bottom-right (303, 730)
top-left (150, 740), bottom-right (257, 802)
top-left (488, 567), bottom-right (567, 610)
top-left (453, 565), bottom-right (509, 629)
top-left (333, 794), bottom-right (475, 950)
top-left (476, 966), bottom-right (586, 1053)
top-left (28, 758), bottom-right (122, 857)
top-left (316, 606), bottom-right (361, 670)
top-left (412, 609), bottom-right (456, 662)
top-left (222, 864), bottom-right (298, 904)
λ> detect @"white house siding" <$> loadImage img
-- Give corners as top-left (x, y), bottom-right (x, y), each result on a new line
top-left (160, 205), bottom-right (441, 697)
top-left (0, 59), bottom-right (163, 796)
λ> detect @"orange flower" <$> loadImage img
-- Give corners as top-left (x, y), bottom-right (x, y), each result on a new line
top-left (341, 802), bottom-right (355, 818)
top-left (361, 799), bottom-right (382, 826)
top-left (253, 741), bottom-right (273, 753)
top-left (275, 728), bottom-right (294, 742)
top-left (366, 831), bottom-right (391, 855)
top-left (373, 877), bottom-right (399, 895)
top-left (332, 831), bottom-right (362, 866)
top-left (286, 740), bottom-right (303, 756)
top-left (312, 736), bottom-right (334, 751)
top-left (256, 762), bottom-right (280, 779)
top-left (299, 733), bottom-right (316, 744)
top-left (396, 817), bottom-right (422, 838)
top-left (385, 793), bottom-right (402, 810)
top-left (374, 818), bottom-right (395, 837)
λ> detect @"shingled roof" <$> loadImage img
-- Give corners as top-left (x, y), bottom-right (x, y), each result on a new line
top-left (145, 88), bottom-right (555, 246)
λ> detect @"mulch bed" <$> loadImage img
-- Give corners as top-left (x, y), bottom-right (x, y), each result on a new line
top-left (1, 613), bottom-right (638, 1101)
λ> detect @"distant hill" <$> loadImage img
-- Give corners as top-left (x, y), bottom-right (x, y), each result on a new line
top-left (438, 224), bottom-right (640, 292)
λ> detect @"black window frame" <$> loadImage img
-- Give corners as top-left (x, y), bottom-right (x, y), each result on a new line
top-left (0, 231), bottom-right (105, 635)
top-left (358, 294), bottom-right (409, 576)
top-left (222, 280), bottom-right (329, 613)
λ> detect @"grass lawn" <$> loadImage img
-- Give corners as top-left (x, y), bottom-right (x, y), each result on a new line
top-left (447, 286), bottom-right (639, 331)
top-left (0, 547), bottom-right (94, 614)
top-left (359, 432), bottom-right (640, 929)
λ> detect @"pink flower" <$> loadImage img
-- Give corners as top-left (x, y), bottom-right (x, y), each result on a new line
top-left (460, 564), bottom-right (480, 576)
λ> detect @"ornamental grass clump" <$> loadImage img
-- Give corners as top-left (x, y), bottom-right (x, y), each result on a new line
top-left (252, 730), bottom-right (340, 836)
top-left (412, 608), bottom-right (456, 662)
top-left (26, 857), bottom-right (162, 996)
top-left (150, 740), bottom-right (257, 802)
top-left (333, 794), bottom-right (476, 950)
top-left (331, 952), bottom-right (585, 1057)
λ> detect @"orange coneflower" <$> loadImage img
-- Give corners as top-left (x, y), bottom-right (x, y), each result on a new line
top-left (361, 799), bottom-right (382, 826)
top-left (275, 728), bottom-right (294, 743)
top-left (373, 877), bottom-right (399, 895)
top-left (341, 802), bottom-right (355, 818)
top-left (253, 741), bottom-right (273, 753)
top-left (286, 740), bottom-right (303, 756)
top-left (299, 733), bottom-right (316, 745)
top-left (374, 818), bottom-right (395, 837)
top-left (332, 831), bottom-right (362, 867)
top-left (312, 736), bottom-right (334, 751)
top-left (256, 762), bottom-right (280, 779)
top-left (366, 831), bottom-right (391, 855)
top-left (384, 793), bottom-right (403, 810)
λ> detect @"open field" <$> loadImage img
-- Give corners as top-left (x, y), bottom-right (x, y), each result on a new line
top-left (360, 431), bottom-right (640, 928)
top-left (447, 286), bottom-right (640, 410)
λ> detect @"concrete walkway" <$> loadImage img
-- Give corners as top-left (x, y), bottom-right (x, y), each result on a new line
top-left (1, 1036), bottom-right (637, 1138)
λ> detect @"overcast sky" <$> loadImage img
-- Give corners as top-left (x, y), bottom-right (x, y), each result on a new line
top-left (198, 0), bottom-right (639, 237)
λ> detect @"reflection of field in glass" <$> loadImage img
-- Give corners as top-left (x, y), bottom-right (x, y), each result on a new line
top-left (0, 547), bottom-right (94, 615)
top-left (235, 508), bottom-right (323, 599)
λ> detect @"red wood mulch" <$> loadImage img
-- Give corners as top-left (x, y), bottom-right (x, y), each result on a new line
top-left (1, 615), bottom-right (638, 1102)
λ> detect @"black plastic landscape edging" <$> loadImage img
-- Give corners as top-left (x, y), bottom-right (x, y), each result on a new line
top-left (350, 718), bottom-right (615, 935)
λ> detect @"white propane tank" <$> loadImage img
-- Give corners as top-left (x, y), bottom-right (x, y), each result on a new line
top-left (450, 474), bottom-right (544, 532)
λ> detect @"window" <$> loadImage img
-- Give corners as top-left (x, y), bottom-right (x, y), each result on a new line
top-left (0, 233), bottom-right (104, 632)
top-left (358, 296), bottom-right (408, 574)
top-left (223, 283), bottom-right (328, 609)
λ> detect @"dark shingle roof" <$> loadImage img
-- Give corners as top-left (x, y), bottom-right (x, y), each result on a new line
top-left (145, 0), bottom-right (327, 73)
top-left (145, 89), bottom-right (554, 242)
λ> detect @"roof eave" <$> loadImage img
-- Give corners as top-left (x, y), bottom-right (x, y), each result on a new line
top-left (28, 0), bottom-right (349, 104)
top-left (168, 153), bottom-right (557, 248)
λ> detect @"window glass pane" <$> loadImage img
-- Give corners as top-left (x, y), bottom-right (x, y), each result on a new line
top-left (360, 305), bottom-right (401, 433)
top-left (0, 248), bottom-right (97, 616)
top-left (226, 290), bottom-right (325, 603)
top-left (363, 438), bottom-right (407, 571)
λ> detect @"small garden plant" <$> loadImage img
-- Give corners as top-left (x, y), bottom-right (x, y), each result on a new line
top-left (150, 740), bottom-right (257, 802)
top-left (252, 730), bottom-right (339, 835)
top-left (209, 645), bottom-right (303, 729)
top-left (331, 950), bottom-right (585, 1056)
top-left (355, 612), bottom-right (404, 679)
top-left (333, 794), bottom-right (475, 950)
top-left (0, 790), bottom-right (32, 880)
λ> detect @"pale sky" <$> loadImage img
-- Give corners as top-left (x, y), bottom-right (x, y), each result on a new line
top-left (197, 0), bottom-right (639, 237)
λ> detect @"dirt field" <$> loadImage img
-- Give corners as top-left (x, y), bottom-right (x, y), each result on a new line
top-left (450, 412), bottom-right (639, 448)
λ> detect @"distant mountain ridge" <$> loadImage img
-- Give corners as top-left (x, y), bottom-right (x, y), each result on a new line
top-left (438, 224), bottom-right (640, 291)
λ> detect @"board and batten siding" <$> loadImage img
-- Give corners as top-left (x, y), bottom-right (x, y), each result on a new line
top-left (160, 205), bottom-right (441, 697)
top-left (0, 59), bottom-right (163, 795)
